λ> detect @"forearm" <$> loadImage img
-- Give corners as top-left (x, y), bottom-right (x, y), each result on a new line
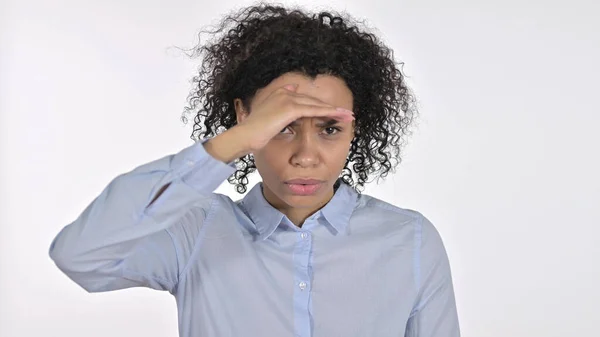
top-left (48, 139), bottom-right (236, 291)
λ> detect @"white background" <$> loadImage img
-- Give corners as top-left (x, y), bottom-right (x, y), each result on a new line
top-left (1, 0), bottom-right (599, 336)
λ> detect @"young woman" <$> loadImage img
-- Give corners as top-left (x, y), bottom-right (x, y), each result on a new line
top-left (49, 3), bottom-right (460, 337)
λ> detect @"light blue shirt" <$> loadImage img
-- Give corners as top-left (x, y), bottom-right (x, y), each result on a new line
top-left (49, 139), bottom-right (460, 337)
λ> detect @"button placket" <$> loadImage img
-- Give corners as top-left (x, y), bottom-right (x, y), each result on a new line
top-left (293, 229), bottom-right (313, 337)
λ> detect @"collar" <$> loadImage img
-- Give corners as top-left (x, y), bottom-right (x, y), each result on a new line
top-left (241, 178), bottom-right (358, 240)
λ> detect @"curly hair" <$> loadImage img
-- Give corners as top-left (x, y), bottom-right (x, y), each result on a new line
top-left (180, 2), bottom-right (418, 194)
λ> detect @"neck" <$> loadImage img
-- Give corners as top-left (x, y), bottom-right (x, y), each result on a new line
top-left (281, 199), bottom-right (329, 227)
top-left (263, 184), bottom-right (335, 227)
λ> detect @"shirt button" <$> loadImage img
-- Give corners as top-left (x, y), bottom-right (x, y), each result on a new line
top-left (186, 159), bottom-right (194, 166)
top-left (298, 281), bottom-right (307, 290)
top-left (301, 232), bottom-right (309, 239)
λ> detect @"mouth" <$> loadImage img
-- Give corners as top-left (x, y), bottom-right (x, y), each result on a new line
top-left (284, 178), bottom-right (325, 196)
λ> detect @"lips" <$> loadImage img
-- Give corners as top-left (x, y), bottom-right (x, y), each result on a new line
top-left (284, 178), bottom-right (325, 196)
top-left (285, 178), bottom-right (324, 185)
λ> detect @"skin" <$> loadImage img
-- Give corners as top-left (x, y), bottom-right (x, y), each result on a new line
top-left (234, 72), bottom-right (355, 227)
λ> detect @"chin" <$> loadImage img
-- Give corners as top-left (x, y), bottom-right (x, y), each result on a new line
top-left (281, 194), bottom-right (322, 208)
top-left (278, 182), bottom-right (333, 207)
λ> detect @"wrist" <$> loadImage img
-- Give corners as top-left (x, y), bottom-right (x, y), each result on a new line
top-left (204, 126), bottom-right (252, 163)
top-left (226, 125), bottom-right (254, 157)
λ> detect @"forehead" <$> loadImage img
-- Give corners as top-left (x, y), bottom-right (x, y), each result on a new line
top-left (254, 71), bottom-right (354, 110)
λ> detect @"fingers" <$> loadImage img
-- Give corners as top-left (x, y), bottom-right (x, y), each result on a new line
top-left (279, 84), bottom-right (330, 106)
top-left (296, 104), bottom-right (355, 122)
top-left (288, 95), bottom-right (335, 108)
top-left (278, 83), bottom-right (355, 121)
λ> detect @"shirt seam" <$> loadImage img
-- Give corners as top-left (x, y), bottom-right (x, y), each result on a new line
top-left (413, 275), bottom-right (451, 313)
top-left (177, 193), bottom-right (219, 281)
top-left (164, 227), bottom-right (181, 292)
top-left (409, 215), bottom-right (423, 317)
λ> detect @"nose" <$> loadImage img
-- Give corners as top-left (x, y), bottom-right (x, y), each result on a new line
top-left (290, 133), bottom-right (321, 168)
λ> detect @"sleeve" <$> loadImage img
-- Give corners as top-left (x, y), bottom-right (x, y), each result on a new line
top-left (48, 139), bottom-right (236, 293)
top-left (404, 215), bottom-right (461, 337)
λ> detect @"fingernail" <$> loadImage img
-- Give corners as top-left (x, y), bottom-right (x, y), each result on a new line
top-left (336, 107), bottom-right (354, 116)
top-left (334, 114), bottom-right (355, 122)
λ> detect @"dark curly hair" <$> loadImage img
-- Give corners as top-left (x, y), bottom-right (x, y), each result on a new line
top-left (180, 2), bottom-right (418, 194)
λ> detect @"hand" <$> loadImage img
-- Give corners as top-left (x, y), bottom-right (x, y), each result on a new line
top-left (234, 83), bottom-right (355, 152)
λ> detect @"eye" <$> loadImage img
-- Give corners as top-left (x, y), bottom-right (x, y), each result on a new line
top-left (323, 127), bottom-right (342, 135)
top-left (280, 126), bottom-right (292, 134)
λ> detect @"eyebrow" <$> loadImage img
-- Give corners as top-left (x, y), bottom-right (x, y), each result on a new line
top-left (289, 119), bottom-right (340, 127)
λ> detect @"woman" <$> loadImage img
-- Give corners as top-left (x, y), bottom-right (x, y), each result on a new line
top-left (49, 3), bottom-right (460, 337)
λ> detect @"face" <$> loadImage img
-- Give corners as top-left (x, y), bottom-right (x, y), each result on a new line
top-left (235, 72), bottom-right (355, 212)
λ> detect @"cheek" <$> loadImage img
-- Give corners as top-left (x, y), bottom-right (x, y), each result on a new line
top-left (330, 150), bottom-right (350, 170)
top-left (253, 146), bottom-right (286, 175)
top-left (326, 140), bottom-right (352, 162)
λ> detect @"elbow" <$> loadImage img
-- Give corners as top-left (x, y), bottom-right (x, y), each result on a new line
top-left (48, 231), bottom-right (77, 272)
top-left (49, 237), bottom-right (120, 293)
top-left (48, 230), bottom-right (101, 276)
top-left (49, 232), bottom-right (68, 267)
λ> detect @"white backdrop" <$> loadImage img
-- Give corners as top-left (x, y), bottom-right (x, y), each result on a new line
top-left (1, 0), bottom-right (599, 336)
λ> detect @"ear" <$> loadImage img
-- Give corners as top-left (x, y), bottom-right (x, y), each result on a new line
top-left (234, 98), bottom-right (248, 124)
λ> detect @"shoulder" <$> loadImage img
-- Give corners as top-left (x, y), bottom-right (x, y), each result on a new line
top-left (353, 193), bottom-right (442, 241)
top-left (354, 192), bottom-right (424, 224)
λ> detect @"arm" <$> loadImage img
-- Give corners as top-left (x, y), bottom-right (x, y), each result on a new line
top-left (48, 129), bottom-right (248, 293)
top-left (405, 216), bottom-right (461, 337)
